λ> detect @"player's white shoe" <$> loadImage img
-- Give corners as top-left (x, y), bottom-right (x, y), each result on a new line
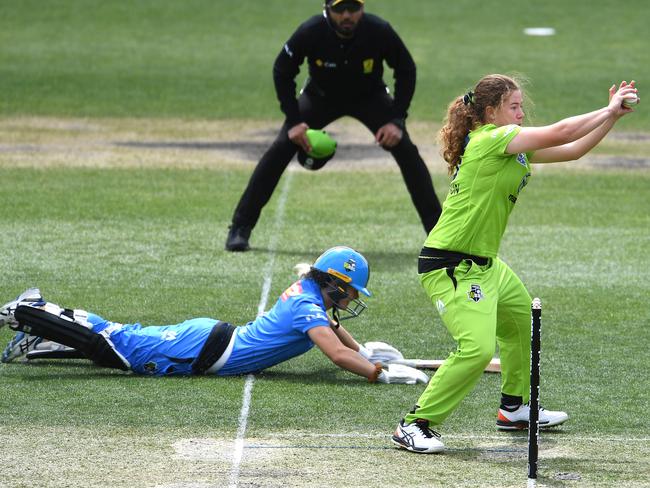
top-left (0, 288), bottom-right (43, 328)
top-left (1, 332), bottom-right (43, 363)
top-left (2, 332), bottom-right (77, 363)
top-left (392, 419), bottom-right (445, 453)
top-left (497, 404), bottom-right (569, 430)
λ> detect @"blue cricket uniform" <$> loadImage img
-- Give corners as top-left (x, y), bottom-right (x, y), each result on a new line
top-left (89, 278), bottom-right (330, 376)
top-left (217, 278), bottom-right (330, 376)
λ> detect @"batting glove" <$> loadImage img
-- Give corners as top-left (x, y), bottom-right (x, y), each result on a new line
top-left (360, 341), bottom-right (404, 363)
top-left (376, 364), bottom-right (429, 385)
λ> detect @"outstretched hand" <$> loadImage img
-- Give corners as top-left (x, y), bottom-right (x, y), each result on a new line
top-left (361, 341), bottom-right (404, 363)
top-left (376, 364), bottom-right (429, 384)
top-left (608, 80), bottom-right (638, 117)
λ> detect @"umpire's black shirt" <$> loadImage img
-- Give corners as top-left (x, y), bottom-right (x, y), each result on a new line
top-left (273, 12), bottom-right (417, 128)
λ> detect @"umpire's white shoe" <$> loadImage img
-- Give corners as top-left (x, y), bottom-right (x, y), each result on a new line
top-left (0, 288), bottom-right (43, 328)
top-left (392, 419), bottom-right (445, 453)
top-left (497, 404), bottom-right (569, 430)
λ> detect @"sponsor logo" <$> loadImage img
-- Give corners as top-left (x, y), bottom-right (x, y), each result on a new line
top-left (305, 313), bottom-right (328, 322)
top-left (316, 60), bottom-right (337, 68)
top-left (467, 284), bottom-right (484, 302)
top-left (492, 125), bottom-right (516, 139)
top-left (363, 58), bottom-right (374, 73)
top-left (450, 182), bottom-right (460, 195)
top-left (161, 330), bottom-right (177, 341)
top-left (436, 299), bottom-right (446, 315)
top-left (283, 44), bottom-right (294, 58)
top-left (508, 194), bottom-right (517, 204)
top-left (103, 322), bottom-right (125, 335)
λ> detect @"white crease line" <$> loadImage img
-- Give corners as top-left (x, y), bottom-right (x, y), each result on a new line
top-left (262, 432), bottom-right (650, 443)
top-left (228, 172), bottom-right (293, 488)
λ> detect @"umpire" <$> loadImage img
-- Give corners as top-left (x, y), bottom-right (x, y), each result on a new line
top-left (226, 0), bottom-right (442, 251)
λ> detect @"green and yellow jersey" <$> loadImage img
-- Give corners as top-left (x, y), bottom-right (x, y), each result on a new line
top-left (425, 124), bottom-right (532, 258)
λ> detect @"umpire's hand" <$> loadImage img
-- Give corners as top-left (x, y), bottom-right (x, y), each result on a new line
top-left (375, 122), bottom-right (403, 149)
top-left (288, 122), bottom-right (312, 153)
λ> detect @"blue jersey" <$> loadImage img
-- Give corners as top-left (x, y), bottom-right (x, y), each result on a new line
top-left (88, 315), bottom-right (218, 375)
top-left (88, 278), bottom-right (329, 376)
top-left (217, 278), bottom-right (330, 376)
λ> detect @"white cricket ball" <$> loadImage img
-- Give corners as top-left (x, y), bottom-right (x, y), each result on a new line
top-left (622, 95), bottom-right (639, 108)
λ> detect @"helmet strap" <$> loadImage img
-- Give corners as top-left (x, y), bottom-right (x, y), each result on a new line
top-left (331, 307), bottom-right (341, 328)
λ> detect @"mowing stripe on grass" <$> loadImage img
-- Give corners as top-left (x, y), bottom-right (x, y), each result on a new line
top-left (227, 172), bottom-right (294, 488)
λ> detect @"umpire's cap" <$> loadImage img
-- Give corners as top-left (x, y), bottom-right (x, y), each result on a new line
top-left (327, 0), bottom-right (364, 5)
top-left (297, 129), bottom-right (337, 171)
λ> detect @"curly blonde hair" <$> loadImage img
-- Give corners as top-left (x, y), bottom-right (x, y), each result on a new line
top-left (438, 74), bottom-right (522, 175)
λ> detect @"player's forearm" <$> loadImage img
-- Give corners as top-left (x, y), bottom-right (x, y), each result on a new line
top-left (567, 117), bottom-right (617, 159)
top-left (273, 65), bottom-right (301, 126)
top-left (331, 323), bottom-right (360, 351)
top-left (533, 117), bottom-right (617, 164)
top-left (330, 349), bottom-right (377, 379)
top-left (550, 106), bottom-right (615, 145)
top-left (392, 68), bottom-right (415, 120)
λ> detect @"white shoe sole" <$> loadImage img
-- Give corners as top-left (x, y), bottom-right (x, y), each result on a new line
top-left (391, 436), bottom-right (445, 453)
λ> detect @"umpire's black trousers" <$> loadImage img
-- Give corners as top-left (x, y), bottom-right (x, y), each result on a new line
top-left (230, 89), bottom-right (442, 233)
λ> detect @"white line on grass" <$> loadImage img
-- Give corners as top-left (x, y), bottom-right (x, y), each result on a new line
top-left (227, 172), bottom-right (293, 488)
top-left (262, 431), bottom-right (650, 443)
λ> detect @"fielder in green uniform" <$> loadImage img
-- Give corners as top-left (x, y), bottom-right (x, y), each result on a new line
top-left (392, 74), bottom-right (639, 453)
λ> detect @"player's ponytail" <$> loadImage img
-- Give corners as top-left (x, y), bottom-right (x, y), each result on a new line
top-left (438, 96), bottom-right (477, 175)
top-left (439, 74), bottom-right (523, 175)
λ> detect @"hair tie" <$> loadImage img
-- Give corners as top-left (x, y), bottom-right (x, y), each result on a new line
top-left (463, 91), bottom-right (474, 105)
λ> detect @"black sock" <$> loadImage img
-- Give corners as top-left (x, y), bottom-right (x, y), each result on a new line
top-left (500, 394), bottom-right (523, 411)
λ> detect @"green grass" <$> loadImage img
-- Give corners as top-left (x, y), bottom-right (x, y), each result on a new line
top-left (1, 0), bottom-right (649, 484)
top-left (1, 0), bottom-right (647, 129)
top-left (1, 166), bottom-right (649, 487)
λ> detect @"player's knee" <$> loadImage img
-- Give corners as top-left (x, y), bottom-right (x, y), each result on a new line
top-left (463, 343), bottom-right (495, 371)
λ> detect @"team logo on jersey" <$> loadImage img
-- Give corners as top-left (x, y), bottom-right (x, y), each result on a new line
top-left (316, 58), bottom-right (323, 66)
top-left (363, 58), bottom-right (374, 74)
top-left (143, 361), bottom-right (158, 373)
top-left (467, 284), bottom-right (484, 302)
top-left (343, 258), bottom-right (356, 272)
top-left (516, 153), bottom-right (527, 167)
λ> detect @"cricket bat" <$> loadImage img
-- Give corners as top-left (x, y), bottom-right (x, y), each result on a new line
top-left (389, 357), bottom-right (501, 373)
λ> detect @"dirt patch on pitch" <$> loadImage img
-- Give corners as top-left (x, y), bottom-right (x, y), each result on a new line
top-left (0, 116), bottom-right (447, 172)
top-left (1, 426), bottom-right (649, 487)
top-left (1, 116), bottom-right (648, 172)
